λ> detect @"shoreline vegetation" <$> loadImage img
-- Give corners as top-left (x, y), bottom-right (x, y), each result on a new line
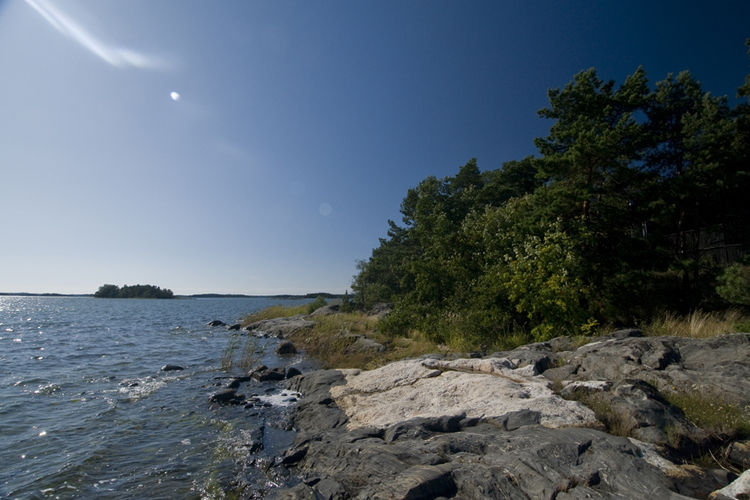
top-left (244, 300), bottom-right (750, 370)
top-left (347, 39), bottom-right (750, 347)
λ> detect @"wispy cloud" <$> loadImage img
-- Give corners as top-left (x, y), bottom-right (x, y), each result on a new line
top-left (24, 0), bottom-right (165, 69)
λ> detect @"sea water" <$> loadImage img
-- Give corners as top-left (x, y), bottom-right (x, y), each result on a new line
top-left (0, 296), bottom-right (314, 499)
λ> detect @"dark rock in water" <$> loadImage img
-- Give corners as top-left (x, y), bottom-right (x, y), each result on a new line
top-left (242, 426), bottom-right (264, 454)
top-left (161, 365), bottom-right (184, 371)
top-left (252, 366), bottom-right (286, 382)
top-left (275, 340), bottom-right (297, 355)
top-left (249, 364), bottom-right (268, 375)
top-left (267, 367), bottom-right (286, 380)
top-left (207, 320), bottom-right (225, 327)
top-left (209, 389), bottom-right (237, 403)
top-left (284, 370), bottom-right (348, 433)
top-left (285, 367), bottom-right (302, 379)
top-left (226, 323), bottom-right (241, 331)
top-left (209, 388), bottom-right (246, 405)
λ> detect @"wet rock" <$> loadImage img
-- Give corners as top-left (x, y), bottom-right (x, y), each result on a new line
top-left (251, 366), bottom-right (286, 382)
top-left (275, 340), bottom-right (297, 355)
top-left (313, 477), bottom-right (346, 500)
top-left (267, 482), bottom-right (316, 500)
top-left (161, 364), bottom-right (184, 371)
top-left (285, 367), bottom-right (302, 379)
top-left (209, 389), bottom-right (246, 405)
top-left (226, 378), bottom-right (242, 389)
top-left (207, 320), bottom-right (225, 327)
top-left (249, 364), bottom-right (268, 375)
top-left (285, 370), bottom-right (348, 433)
top-left (226, 323), bottom-right (242, 331)
top-left (240, 426), bottom-right (264, 454)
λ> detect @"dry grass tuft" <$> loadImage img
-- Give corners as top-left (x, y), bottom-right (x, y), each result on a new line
top-left (561, 390), bottom-right (635, 437)
top-left (289, 314), bottom-right (440, 370)
top-left (642, 309), bottom-right (750, 339)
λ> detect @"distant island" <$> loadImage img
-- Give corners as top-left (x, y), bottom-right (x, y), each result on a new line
top-left (94, 284), bottom-right (174, 299)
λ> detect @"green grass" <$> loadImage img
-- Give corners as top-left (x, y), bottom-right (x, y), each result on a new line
top-left (560, 390), bottom-right (634, 437)
top-left (663, 389), bottom-right (750, 440)
top-left (220, 334), bottom-right (267, 372)
top-left (243, 305), bottom-right (440, 369)
top-left (240, 303), bottom-right (750, 372)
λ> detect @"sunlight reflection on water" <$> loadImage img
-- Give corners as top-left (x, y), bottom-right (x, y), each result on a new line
top-left (0, 295), bottom-right (315, 499)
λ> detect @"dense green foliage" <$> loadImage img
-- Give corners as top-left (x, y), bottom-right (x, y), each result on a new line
top-left (94, 284), bottom-right (174, 299)
top-left (340, 290), bottom-right (354, 313)
top-left (305, 295), bottom-right (328, 314)
top-left (716, 263), bottom-right (750, 306)
top-left (353, 40), bottom-right (750, 347)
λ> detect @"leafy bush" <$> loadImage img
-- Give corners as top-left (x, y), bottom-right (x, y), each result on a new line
top-left (716, 263), bottom-right (750, 305)
top-left (340, 290), bottom-right (354, 313)
top-left (305, 295), bottom-right (327, 314)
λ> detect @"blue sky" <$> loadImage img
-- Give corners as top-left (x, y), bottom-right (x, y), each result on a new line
top-left (1, 0), bottom-right (748, 295)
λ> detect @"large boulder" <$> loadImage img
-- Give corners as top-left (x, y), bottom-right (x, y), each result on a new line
top-left (275, 340), bottom-right (297, 355)
top-left (328, 357), bottom-right (597, 430)
top-left (310, 305), bottom-right (340, 316)
top-left (344, 335), bottom-right (386, 355)
top-left (274, 421), bottom-right (711, 499)
top-left (564, 333), bottom-right (750, 411)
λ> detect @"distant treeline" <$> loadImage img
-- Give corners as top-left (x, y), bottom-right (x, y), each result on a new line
top-left (352, 40), bottom-right (750, 347)
top-left (94, 284), bottom-right (174, 299)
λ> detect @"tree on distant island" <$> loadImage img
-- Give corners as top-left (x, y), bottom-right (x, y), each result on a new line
top-left (94, 284), bottom-right (174, 299)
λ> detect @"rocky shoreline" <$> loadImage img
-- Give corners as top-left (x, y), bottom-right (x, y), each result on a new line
top-left (211, 315), bottom-right (750, 499)
top-left (256, 329), bottom-right (750, 499)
